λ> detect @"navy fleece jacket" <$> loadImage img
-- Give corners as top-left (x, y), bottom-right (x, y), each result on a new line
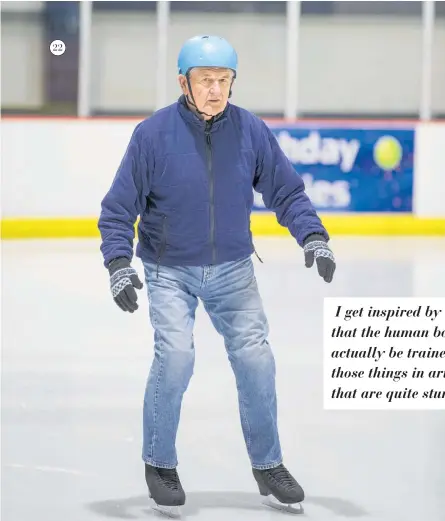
top-left (98, 96), bottom-right (329, 268)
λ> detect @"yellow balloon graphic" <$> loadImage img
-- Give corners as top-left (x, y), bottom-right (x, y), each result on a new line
top-left (373, 136), bottom-right (403, 170)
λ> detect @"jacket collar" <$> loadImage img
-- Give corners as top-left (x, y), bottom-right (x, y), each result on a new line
top-left (177, 95), bottom-right (229, 131)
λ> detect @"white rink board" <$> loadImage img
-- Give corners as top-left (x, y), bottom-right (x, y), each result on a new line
top-left (323, 297), bottom-right (445, 410)
top-left (1, 120), bottom-right (445, 218)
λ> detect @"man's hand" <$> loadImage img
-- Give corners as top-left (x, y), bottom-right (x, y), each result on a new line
top-left (108, 257), bottom-right (143, 312)
top-left (303, 234), bottom-right (336, 283)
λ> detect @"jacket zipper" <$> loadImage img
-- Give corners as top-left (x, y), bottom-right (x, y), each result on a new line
top-left (156, 215), bottom-right (167, 278)
top-left (205, 123), bottom-right (216, 264)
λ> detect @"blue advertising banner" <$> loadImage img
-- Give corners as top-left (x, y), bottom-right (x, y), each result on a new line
top-left (254, 124), bottom-right (415, 212)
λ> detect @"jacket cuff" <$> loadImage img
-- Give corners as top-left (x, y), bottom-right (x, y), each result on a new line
top-left (302, 233), bottom-right (328, 246)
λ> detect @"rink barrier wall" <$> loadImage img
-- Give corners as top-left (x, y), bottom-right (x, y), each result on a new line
top-left (1, 118), bottom-right (444, 239)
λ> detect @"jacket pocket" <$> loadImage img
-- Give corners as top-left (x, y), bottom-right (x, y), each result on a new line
top-left (158, 215), bottom-right (168, 259)
top-left (156, 215), bottom-right (167, 277)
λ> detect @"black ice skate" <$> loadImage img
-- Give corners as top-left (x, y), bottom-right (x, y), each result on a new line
top-left (252, 463), bottom-right (304, 515)
top-left (145, 463), bottom-right (185, 518)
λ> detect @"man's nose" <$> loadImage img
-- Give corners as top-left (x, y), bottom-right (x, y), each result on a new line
top-left (210, 81), bottom-right (222, 95)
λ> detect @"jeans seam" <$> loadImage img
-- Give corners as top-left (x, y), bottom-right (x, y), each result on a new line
top-left (151, 351), bottom-right (164, 460)
top-left (147, 286), bottom-right (164, 462)
top-left (238, 390), bottom-right (252, 453)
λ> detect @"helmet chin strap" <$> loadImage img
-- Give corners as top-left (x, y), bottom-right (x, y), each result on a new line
top-left (186, 94), bottom-right (214, 119)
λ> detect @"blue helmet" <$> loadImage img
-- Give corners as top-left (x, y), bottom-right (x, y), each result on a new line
top-left (178, 35), bottom-right (238, 77)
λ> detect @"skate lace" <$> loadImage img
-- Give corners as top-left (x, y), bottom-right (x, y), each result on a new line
top-left (158, 468), bottom-right (180, 490)
top-left (268, 465), bottom-right (295, 490)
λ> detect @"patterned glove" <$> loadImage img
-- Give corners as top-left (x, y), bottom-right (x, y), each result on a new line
top-left (108, 257), bottom-right (143, 312)
top-left (303, 234), bottom-right (336, 283)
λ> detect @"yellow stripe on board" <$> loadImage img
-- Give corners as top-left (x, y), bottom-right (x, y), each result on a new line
top-left (250, 213), bottom-right (445, 236)
top-left (1, 214), bottom-right (444, 240)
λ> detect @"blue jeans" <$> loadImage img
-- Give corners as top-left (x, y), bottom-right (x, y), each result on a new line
top-left (141, 255), bottom-right (282, 470)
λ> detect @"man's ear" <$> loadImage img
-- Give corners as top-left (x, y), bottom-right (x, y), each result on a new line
top-left (178, 74), bottom-right (188, 95)
top-left (229, 77), bottom-right (235, 98)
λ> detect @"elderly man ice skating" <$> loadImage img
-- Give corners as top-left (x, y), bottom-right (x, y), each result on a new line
top-left (98, 34), bottom-right (336, 517)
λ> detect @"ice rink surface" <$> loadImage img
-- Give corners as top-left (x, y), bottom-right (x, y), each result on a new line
top-left (2, 236), bottom-right (445, 521)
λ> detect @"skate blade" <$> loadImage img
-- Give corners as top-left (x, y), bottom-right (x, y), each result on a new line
top-left (148, 497), bottom-right (182, 518)
top-left (262, 495), bottom-right (304, 515)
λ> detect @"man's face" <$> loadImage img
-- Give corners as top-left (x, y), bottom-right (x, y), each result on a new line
top-left (179, 67), bottom-right (233, 118)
